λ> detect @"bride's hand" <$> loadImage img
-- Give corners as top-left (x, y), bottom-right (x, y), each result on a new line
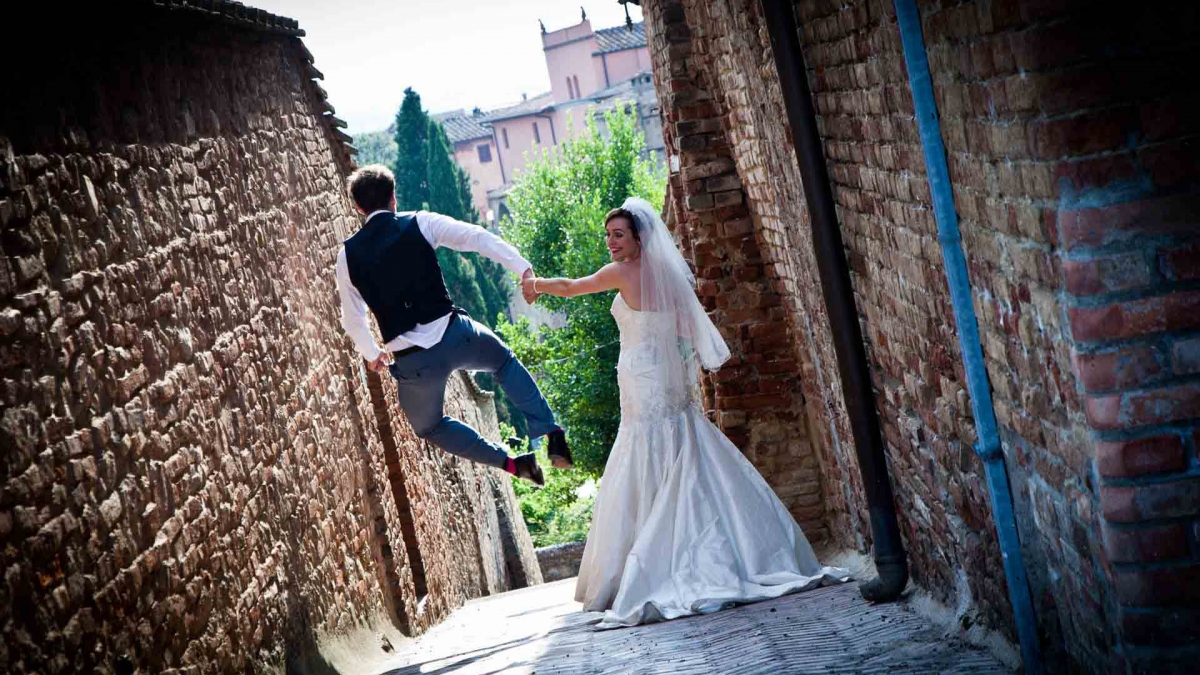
top-left (521, 273), bottom-right (540, 304)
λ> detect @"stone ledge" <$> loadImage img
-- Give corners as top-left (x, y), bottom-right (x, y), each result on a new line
top-left (536, 541), bottom-right (586, 582)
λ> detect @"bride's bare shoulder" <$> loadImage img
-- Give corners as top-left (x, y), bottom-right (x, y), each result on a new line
top-left (615, 260), bottom-right (641, 295)
top-left (595, 262), bottom-right (623, 280)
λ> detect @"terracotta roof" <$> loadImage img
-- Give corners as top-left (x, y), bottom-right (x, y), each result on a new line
top-left (149, 0), bottom-right (304, 36)
top-left (433, 111), bottom-right (493, 144)
top-left (482, 92), bottom-right (556, 123)
top-left (594, 22), bottom-right (646, 55)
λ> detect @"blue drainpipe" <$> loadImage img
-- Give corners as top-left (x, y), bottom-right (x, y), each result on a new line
top-left (893, 0), bottom-right (1044, 672)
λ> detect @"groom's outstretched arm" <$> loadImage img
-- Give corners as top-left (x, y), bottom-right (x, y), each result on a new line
top-left (418, 212), bottom-right (532, 278)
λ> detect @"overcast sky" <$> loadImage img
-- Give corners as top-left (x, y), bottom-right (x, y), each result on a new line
top-left (251, 0), bottom-right (646, 135)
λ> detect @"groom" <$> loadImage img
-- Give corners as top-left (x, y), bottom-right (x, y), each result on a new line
top-left (335, 164), bottom-right (572, 485)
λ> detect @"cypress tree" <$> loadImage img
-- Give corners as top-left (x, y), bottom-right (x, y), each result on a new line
top-left (455, 161), bottom-right (481, 224)
top-left (425, 120), bottom-right (466, 220)
top-left (392, 88), bottom-right (429, 209)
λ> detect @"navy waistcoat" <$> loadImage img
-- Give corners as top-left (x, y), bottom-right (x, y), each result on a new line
top-left (343, 212), bottom-right (454, 344)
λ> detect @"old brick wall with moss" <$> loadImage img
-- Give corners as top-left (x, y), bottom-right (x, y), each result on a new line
top-left (642, 0), bottom-right (1200, 672)
top-left (0, 3), bottom-right (538, 673)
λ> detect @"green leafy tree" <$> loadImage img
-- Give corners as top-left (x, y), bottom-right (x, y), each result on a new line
top-left (498, 107), bottom-right (667, 476)
top-left (352, 127), bottom-right (397, 168)
top-left (504, 426), bottom-right (594, 547)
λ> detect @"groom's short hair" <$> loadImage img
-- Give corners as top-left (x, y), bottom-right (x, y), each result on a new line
top-left (347, 164), bottom-right (395, 213)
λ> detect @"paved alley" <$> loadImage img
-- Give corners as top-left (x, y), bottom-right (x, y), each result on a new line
top-left (373, 578), bottom-right (1012, 674)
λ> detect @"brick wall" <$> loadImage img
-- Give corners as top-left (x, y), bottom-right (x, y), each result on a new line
top-left (0, 5), bottom-right (537, 673)
top-left (916, 2), bottom-right (1200, 671)
top-left (644, 0), bottom-right (1200, 672)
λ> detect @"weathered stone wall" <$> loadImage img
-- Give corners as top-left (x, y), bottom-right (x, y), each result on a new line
top-left (643, 0), bottom-right (1200, 672)
top-left (0, 5), bottom-right (538, 673)
top-left (368, 369), bottom-right (542, 634)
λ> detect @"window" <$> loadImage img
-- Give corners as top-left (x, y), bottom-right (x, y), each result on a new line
top-left (477, 144), bottom-right (492, 163)
top-left (567, 77), bottom-right (575, 100)
top-left (574, 75), bottom-right (582, 99)
top-left (502, 128), bottom-right (509, 149)
top-left (532, 122), bottom-right (541, 144)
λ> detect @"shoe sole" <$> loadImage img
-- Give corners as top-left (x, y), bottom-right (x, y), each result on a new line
top-left (516, 471), bottom-right (544, 487)
top-left (518, 459), bottom-right (545, 486)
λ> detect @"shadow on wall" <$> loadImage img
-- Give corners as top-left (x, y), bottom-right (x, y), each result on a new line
top-left (276, 487), bottom-right (406, 675)
top-left (281, 593), bottom-right (340, 675)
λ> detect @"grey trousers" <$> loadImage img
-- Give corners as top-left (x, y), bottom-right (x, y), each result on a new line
top-left (387, 313), bottom-right (558, 468)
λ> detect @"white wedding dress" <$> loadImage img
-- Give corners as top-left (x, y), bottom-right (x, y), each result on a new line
top-left (573, 292), bottom-right (849, 627)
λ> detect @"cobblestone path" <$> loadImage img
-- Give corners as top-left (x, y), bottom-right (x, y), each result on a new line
top-left (374, 579), bottom-right (1012, 674)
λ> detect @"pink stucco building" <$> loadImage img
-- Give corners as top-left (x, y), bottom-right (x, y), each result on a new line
top-left (435, 18), bottom-right (662, 224)
top-left (433, 110), bottom-right (503, 219)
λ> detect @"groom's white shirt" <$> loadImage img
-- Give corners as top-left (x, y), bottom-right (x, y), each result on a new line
top-left (336, 210), bottom-right (532, 362)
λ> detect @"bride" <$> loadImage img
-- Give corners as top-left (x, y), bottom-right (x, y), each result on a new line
top-left (524, 197), bottom-right (847, 627)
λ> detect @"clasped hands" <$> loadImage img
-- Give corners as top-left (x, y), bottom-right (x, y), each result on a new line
top-left (521, 268), bottom-right (542, 305)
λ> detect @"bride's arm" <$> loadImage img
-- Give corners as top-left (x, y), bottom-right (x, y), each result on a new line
top-left (529, 263), bottom-right (621, 298)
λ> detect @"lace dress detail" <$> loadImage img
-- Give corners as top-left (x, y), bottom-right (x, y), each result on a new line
top-left (613, 294), bottom-right (701, 423)
top-left (573, 294), bottom-right (848, 627)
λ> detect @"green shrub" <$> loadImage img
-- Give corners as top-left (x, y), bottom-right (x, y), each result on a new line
top-left (504, 425), bottom-right (596, 548)
top-left (498, 106), bottom-right (666, 477)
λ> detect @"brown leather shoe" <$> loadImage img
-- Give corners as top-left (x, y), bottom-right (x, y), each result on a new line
top-left (547, 429), bottom-right (573, 469)
top-left (513, 453), bottom-right (544, 486)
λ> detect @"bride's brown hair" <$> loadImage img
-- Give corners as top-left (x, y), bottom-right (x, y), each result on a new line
top-left (604, 207), bottom-right (640, 242)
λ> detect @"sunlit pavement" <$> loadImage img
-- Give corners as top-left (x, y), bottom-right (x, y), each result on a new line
top-left (374, 578), bottom-right (1011, 674)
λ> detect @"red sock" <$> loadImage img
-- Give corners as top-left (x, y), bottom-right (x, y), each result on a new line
top-left (504, 457), bottom-right (517, 474)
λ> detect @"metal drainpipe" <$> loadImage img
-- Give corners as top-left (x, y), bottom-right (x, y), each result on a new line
top-left (892, 0), bottom-right (1043, 671)
top-left (762, 0), bottom-right (908, 603)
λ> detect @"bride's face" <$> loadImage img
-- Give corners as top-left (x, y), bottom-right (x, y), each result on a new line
top-left (606, 217), bottom-right (640, 262)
